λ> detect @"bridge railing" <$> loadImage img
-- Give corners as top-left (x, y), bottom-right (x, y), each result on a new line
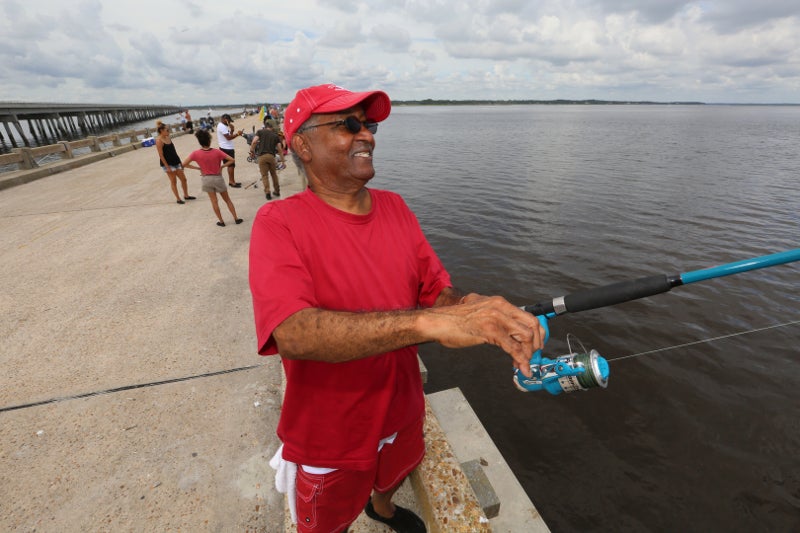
top-left (2, 123), bottom-right (186, 171)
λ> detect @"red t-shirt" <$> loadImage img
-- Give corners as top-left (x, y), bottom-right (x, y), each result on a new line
top-left (249, 188), bottom-right (451, 470)
top-left (187, 147), bottom-right (228, 175)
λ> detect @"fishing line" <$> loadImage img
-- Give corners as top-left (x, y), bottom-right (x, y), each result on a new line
top-left (608, 318), bottom-right (800, 362)
top-left (0, 363), bottom-right (269, 414)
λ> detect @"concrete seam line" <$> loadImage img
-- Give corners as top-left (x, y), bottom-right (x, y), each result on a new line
top-left (0, 363), bottom-right (269, 414)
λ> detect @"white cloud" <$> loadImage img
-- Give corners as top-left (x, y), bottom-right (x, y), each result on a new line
top-left (0, 0), bottom-right (798, 104)
top-left (370, 24), bottom-right (412, 53)
top-left (318, 19), bottom-right (367, 49)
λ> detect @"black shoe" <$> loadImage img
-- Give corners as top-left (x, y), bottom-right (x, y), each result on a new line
top-left (273, 191), bottom-right (280, 197)
top-left (176, 199), bottom-right (185, 204)
top-left (216, 221), bottom-right (225, 227)
top-left (229, 182), bottom-right (242, 188)
top-left (265, 192), bottom-right (272, 200)
top-left (184, 196), bottom-right (196, 200)
top-left (364, 498), bottom-right (426, 533)
top-left (235, 218), bottom-right (244, 224)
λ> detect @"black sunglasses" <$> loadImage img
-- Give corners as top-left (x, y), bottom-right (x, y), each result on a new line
top-left (300, 115), bottom-right (379, 135)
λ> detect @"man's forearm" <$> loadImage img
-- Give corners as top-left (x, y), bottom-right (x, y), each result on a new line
top-left (275, 287), bottom-right (464, 361)
top-left (273, 307), bottom-right (432, 362)
top-left (273, 289), bottom-right (543, 375)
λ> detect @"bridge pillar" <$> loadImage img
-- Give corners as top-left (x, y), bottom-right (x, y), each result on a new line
top-left (3, 121), bottom-right (19, 148)
top-left (11, 115), bottom-right (30, 147)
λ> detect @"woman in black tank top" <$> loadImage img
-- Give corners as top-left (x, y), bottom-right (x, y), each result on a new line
top-left (156, 121), bottom-right (196, 204)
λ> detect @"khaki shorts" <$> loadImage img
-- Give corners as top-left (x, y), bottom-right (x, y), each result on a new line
top-left (201, 174), bottom-right (226, 193)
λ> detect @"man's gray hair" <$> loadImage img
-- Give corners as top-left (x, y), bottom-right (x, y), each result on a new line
top-left (289, 116), bottom-right (317, 179)
top-left (291, 151), bottom-right (305, 178)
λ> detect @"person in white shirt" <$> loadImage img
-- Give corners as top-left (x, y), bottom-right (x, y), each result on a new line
top-left (216, 113), bottom-right (243, 187)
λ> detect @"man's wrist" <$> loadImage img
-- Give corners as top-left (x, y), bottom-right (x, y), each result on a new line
top-left (434, 287), bottom-right (467, 307)
top-left (413, 309), bottom-right (439, 344)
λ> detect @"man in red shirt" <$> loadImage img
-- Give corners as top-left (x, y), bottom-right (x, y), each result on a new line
top-left (249, 84), bottom-right (543, 533)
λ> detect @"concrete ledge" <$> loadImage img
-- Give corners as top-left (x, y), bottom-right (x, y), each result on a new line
top-left (0, 128), bottom-right (189, 192)
top-left (0, 134), bottom-right (184, 191)
top-left (0, 151), bottom-right (124, 190)
top-left (107, 144), bottom-right (138, 157)
top-left (427, 388), bottom-right (550, 533)
top-left (410, 398), bottom-right (492, 532)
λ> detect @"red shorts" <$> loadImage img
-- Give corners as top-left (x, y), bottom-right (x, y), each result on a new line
top-left (294, 414), bottom-right (425, 533)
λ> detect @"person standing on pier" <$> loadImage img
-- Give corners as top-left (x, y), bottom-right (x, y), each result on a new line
top-left (216, 113), bottom-right (243, 188)
top-left (249, 84), bottom-right (544, 533)
top-left (155, 121), bottom-right (195, 204)
top-left (249, 119), bottom-right (282, 200)
top-left (184, 110), bottom-right (194, 133)
top-left (182, 129), bottom-right (243, 227)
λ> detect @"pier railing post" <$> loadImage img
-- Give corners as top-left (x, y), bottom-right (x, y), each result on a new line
top-left (59, 141), bottom-right (74, 159)
top-left (88, 136), bottom-right (101, 152)
top-left (13, 147), bottom-right (37, 169)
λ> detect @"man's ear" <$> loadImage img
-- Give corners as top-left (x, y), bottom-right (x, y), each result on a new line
top-left (292, 135), bottom-right (312, 162)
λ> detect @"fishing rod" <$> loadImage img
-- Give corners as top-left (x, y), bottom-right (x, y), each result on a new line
top-left (514, 248), bottom-right (800, 395)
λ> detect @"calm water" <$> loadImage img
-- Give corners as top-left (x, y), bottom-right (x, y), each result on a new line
top-left (371, 105), bottom-right (800, 532)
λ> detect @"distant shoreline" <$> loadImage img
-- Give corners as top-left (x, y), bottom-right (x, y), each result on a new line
top-left (5, 100), bottom-right (800, 109)
top-left (394, 99), bottom-right (707, 105)
top-left (391, 99), bottom-right (800, 106)
top-left (199, 100), bottom-right (799, 107)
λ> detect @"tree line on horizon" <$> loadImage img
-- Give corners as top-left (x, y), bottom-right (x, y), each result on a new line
top-left (208, 99), bottom-right (707, 107)
top-left (392, 98), bottom-right (707, 105)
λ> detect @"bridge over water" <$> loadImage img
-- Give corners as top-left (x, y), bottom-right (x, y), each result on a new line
top-left (0, 103), bottom-right (181, 152)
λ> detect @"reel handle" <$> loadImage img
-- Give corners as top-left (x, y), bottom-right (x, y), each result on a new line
top-left (530, 314), bottom-right (550, 365)
top-left (514, 314), bottom-right (610, 394)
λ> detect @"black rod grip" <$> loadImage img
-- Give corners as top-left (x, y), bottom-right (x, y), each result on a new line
top-left (563, 274), bottom-right (674, 313)
top-left (524, 274), bottom-right (683, 317)
top-left (523, 300), bottom-right (555, 316)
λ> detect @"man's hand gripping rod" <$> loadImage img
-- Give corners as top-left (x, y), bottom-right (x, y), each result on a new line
top-left (514, 248), bottom-right (800, 395)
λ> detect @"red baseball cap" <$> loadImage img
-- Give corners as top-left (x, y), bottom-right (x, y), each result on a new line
top-left (283, 83), bottom-right (391, 147)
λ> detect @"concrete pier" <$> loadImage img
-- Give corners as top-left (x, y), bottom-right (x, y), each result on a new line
top-left (0, 111), bottom-right (547, 532)
top-left (1, 112), bottom-right (285, 531)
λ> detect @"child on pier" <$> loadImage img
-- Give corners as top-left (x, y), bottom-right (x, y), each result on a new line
top-left (181, 129), bottom-right (243, 227)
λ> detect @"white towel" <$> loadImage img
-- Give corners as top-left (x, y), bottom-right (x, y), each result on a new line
top-left (378, 432), bottom-right (397, 452)
top-left (269, 431), bottom-right (398, 524)
top-left (269, 444), bottom-right (298, 524)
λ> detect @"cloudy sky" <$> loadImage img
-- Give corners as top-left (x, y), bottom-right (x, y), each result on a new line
top-left (1, 0), bottom-right (798, 105)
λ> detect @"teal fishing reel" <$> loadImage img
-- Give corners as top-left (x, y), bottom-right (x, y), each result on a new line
top-left (513, 315), bottom-right (610, 395)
